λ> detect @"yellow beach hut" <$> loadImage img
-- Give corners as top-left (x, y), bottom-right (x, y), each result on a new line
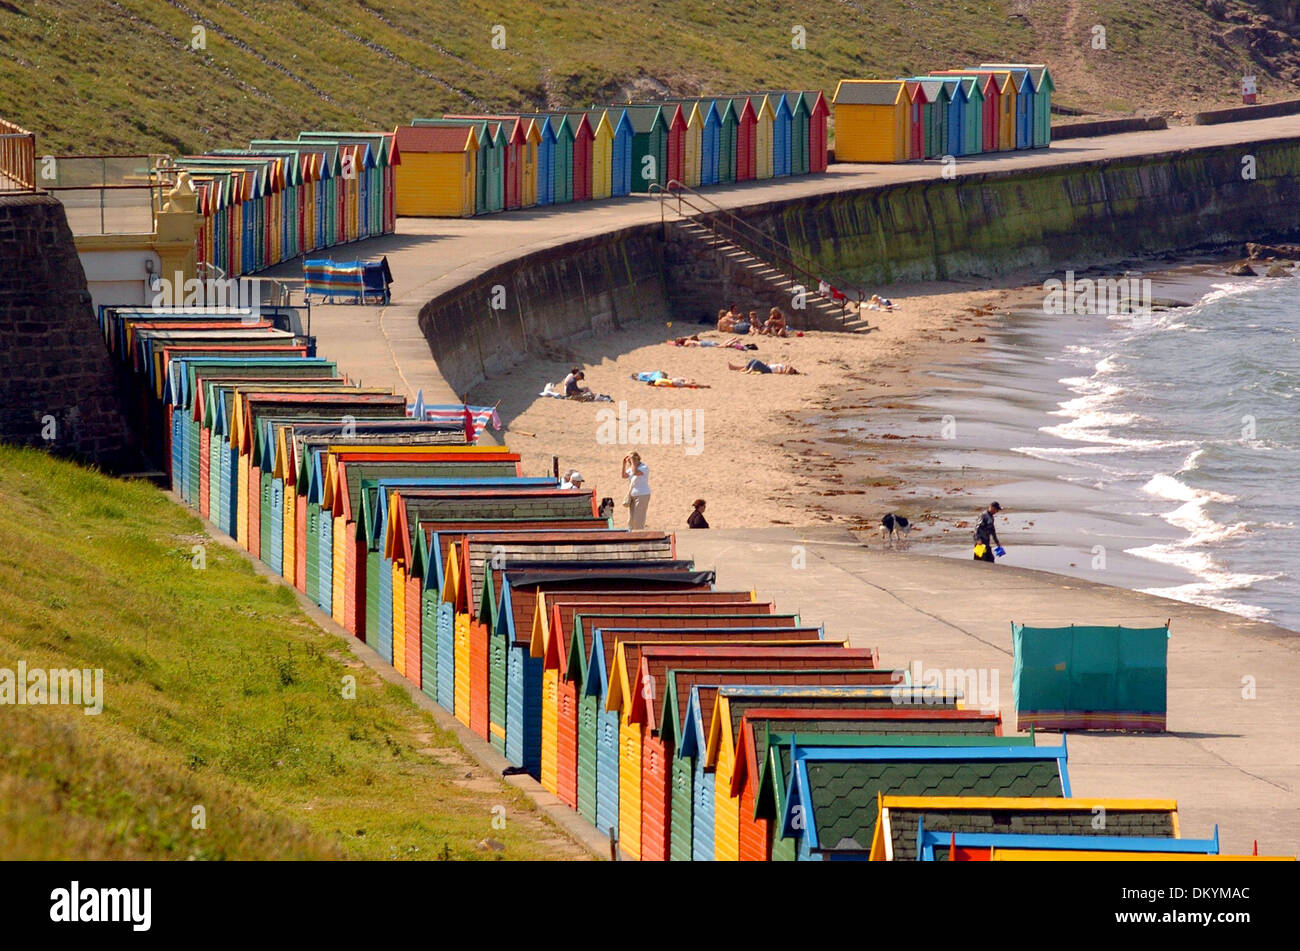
top-left (831, 80), bottom-right (908, 163)
top-left (585, 108), bottom-right (614, 200)
top-left (392, 124), bottom-right (478, 218)
top-left (752, 94), bottom-right (776, 179)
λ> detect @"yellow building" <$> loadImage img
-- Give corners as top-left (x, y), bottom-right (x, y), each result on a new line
top-left (831, 80), bottom-right (909, 163)
top-left (392, 124), bottom-right (478, 217)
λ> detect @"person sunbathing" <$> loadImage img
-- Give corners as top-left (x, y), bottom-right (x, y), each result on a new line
top-left (728, 359), bottom-right (800, 375)
top-left (717, 310), bottom-right (739, 333)
top-left (764, 307), bottom-right (789, 337)
top-left (747, 311), bottom-right (764, 335)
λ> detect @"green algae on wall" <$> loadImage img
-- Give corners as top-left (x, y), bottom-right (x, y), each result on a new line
top-left (766, 137), bottom-right (1300, 286)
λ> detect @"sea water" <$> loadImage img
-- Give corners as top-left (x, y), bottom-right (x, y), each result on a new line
top-left (996, 276), bottom-right (1299, 630)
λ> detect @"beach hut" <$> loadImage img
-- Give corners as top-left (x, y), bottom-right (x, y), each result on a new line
top-left (560, 593), bottom-right (771, 824)
top-left (585, 108), bottom-right (614, 200)
top-left (441, 116), bottom-right (524, 209)
top-left (913, 79), bottom-right (949, 157)
top-left (537, 609), bottom-right (802, 811)
top-left (902, 82), bottom-right (927, 161)
top-left (725, 705), bottom-right (1002, 861)
top-left (523, 115), bottom-right (554, 206)
top-left (805, 90), bottom-right (829, 172)
top-left (956, 78), bottom-right (984, 155)
top-left (935, 72), bottom-right (999, 153)
top-left (771, 93), bottom-right (792, 176)
top-left (549, 114), bottom-right (574, 204)
top-left (698, 100), bottom-right (721, 186)
top-left (567, 113), bottom-right (595, 202)
top-left (625, 105), bottom-right (668, 193)
top-left (831, 81), bottom-right (908, 163)
top-left (607, 106), bottom-right (633, 197)
top-left (520, 118), bottom-right (541, 206)
top-left (734, 97), bottom-right (757, 181)
top-left (297, 132), bottom-right (391, 238)
top-left (391, 125), bottom-right (477, 218)
top-left (606, 641), bottom-right (864, 860)
top-left (784, 92), bottom-right (809, 175)
top-left (544, 596), bottom-right (773, 811)
top-left (872, 796), bottom-right (1180, 861)
top-left (780, 743), bottom-right (1070, 860)
top-left (661, 665), bottom-right (919, 863)
top-left (918, 827), bottom-right (1222, 861)
top-left (412, 118), bottom-right (498, 214)
top-left (982, 63), bottom-right (1054, 147)
top-left (717, 99), bottom-right (738, 184)
top-left (750, 94), bottom-right (775, 179)
top-left (931, 78), bottom-right (964, 156)
top-left (673, 101), bottom-right (703, 187)
top-left (661, 102), bottom-right (687, 186)
top-left (494, 566), bottom-right (710, 774)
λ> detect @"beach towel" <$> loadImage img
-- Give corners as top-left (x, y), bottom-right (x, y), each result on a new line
top-left (650, 379), bottom-right (710, 388)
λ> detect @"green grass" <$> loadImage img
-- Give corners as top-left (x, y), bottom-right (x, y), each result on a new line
top-left (1, 0), bottom-right (1291, 154)
top-left (0, 446), bottom-right (589, 860)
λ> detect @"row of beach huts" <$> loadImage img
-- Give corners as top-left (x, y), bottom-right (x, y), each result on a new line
top-left (151, 70), bottom-right (1048, 280)
top-left (392, 92), bottom-right (831, 218)
top-left (96, 299), bottom-right (1289, 862)
top-left (833, 64), bottom-right (1054, 163)
top-left (153, 92), bottom-right (830, 279)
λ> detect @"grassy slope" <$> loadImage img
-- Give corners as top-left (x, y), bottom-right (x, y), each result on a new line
top-left (1, 0), bottom-right (1293, 154)
top-left (0, 446), bottom-right (588, 860)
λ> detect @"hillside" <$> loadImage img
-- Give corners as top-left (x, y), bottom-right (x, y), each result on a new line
top-left (0, 446), bottom-right (587, 860)
top-left (2, 0), bottom-right (1299, 154)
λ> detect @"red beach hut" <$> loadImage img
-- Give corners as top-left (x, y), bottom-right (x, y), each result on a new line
top-left (735, 97), bottom-right (757, 181)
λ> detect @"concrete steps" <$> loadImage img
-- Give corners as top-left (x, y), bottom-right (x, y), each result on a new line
top-left (672, 219), bottom-right (872, 333)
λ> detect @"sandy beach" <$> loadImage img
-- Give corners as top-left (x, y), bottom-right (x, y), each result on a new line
top-left (466, 279), bottom-right (1041, 537)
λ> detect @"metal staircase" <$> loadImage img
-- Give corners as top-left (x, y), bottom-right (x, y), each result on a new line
top-left (651, 180), bottom-right (873, 333)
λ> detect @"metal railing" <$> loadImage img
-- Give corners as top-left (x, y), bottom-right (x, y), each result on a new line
top-left (0, 118), bottom-right (37, 192)
top-left (650, 179), bottom-right (866, 318)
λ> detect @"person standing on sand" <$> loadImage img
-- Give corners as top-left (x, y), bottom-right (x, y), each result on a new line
top-left (687, 499), bottom-right (709, 529)
top-left (973, 501), bottom-right (1004, 562)
top-left (622, 452), bottom-right (651, 529)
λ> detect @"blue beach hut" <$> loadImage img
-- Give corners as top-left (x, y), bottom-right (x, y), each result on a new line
top-left (772, 93), bottom-right (792, 176)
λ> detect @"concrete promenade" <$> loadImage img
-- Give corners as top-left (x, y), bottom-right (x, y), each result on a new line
top-left (263, 116), bottom-right (1300, 856)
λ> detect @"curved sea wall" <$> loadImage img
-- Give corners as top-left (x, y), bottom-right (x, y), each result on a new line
top-left (417, 227), bottom-right (667, 392)
top-left (763, 135), bottom-right (1300, 285)
top-left (419, 136), bottom-right (1300, 390)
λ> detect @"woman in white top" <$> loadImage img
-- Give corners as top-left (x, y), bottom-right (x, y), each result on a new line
top-left (621, 452), bottom-right (651, 529)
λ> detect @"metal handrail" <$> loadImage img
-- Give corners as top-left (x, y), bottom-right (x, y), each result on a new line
top-left (650, 179), bottom-right (865, 314)
top-left (0, 120), bottom-right (37, 192)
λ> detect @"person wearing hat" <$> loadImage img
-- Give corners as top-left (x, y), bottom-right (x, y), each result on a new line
top-left (560, 470), bottom-right (584, 489)
top-left (973, 501), bottom-right (1004, 563)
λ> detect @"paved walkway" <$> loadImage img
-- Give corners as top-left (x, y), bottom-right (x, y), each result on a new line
top-left (686, 528), bottom-right (1299, 856)
top-left (263, 114), bottom-right (1300, 402)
